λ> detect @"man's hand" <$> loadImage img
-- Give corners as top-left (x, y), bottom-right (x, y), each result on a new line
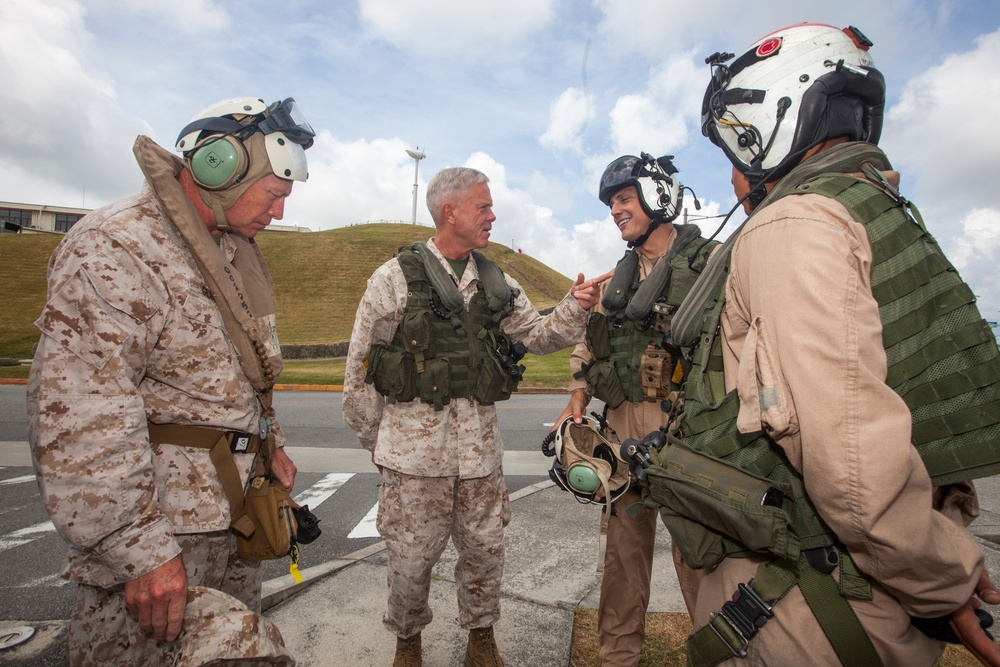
top-left (571, 271), bottom-right (612, 311)
top-left (270, 447), bottom-right (297, 491)
top-left (950, 570), bottom-right (1000, 665)
top-left (124, 555), bottom-right (188, 642)
top-left (550, 389), bottom-right (589, 431)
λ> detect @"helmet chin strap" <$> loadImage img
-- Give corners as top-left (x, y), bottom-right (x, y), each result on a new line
top-left (211, 200), bottom-right (231, 232)
top-left (628, 219), bottom-right (661, 249)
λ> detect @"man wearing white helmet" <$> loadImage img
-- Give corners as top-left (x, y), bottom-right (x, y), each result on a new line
top-left (548, 153), bottom-right (717, 667)
top-left (649, 23), bottom-right (1000, 666)
top-left (27, 96), bottom-right (314, 665)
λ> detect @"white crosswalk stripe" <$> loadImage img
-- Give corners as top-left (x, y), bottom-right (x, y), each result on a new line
top-left (293, 472), bottom-right (353, 509)
top-left (0, 475), bottom-right (37, 486)
top-left (347, 503), bottom-right (379, 539)
top-left (0, 520), bottom-right (56, 553)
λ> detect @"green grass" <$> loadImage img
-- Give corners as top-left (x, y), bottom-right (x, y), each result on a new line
top-left (0, 348), bottom-right (576, 389)
top-left (1, 225), bottom-right (578, 387)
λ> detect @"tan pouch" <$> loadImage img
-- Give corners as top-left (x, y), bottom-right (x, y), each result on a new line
top-left (237, 475), bottom-right (300, 561)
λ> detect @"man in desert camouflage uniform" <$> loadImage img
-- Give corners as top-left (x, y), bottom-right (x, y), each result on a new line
top-left (27, 96), bottom-right (314, 666)
top-left (343, 166), bottom-right (607, 667)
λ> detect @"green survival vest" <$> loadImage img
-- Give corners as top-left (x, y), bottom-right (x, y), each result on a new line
top-left (643, 160), bottom-right (1000, 666)
top-left (365, 243), bottom-right (522, 410)
top-left (582, 225), bottom-right (717, 407)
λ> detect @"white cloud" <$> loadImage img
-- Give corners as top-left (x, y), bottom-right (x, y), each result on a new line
top-left (540, 87), bottom-right (595, 154)
top-left (286, 133), bottom-right (425, 230)
top-left (607, 52), bottom-right (705, 156)
top-left (0, 0), bottom-right (151, 207)
top-left (883, 28), bottom-right (1000, 209)
top-left (111, 0), bottom-right (230, 31)
top-left (358, 0), bottom-right (556, 57)
top-left (881, 27), bottom-right (1000, 319)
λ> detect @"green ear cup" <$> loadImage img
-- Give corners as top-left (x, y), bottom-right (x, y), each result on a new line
top-left (190, 138), bottom-right (242, 188)
top-left (567, 465), bottom-right (600, 493)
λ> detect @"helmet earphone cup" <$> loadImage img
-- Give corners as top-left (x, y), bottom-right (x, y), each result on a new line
top-left (186, 134), bottom-right (250, 190)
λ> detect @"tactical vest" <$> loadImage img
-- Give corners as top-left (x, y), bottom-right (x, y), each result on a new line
top-left (583, 228), bottom-right (716, 407)
top-left (643, 166), bottom-right (1000, 666)
top-left (365, 244), bottom-right (521, 410)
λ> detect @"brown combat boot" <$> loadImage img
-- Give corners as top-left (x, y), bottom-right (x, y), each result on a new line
top-left (393, 633), bottom-right (421, 667)
top-left (463, 626), bottom-right (505, 667)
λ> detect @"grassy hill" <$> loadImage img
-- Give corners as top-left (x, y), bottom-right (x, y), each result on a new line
top-left (0, 223), bottom-right (573, 359)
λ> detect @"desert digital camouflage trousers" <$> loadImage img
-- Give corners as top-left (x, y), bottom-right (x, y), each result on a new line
top-left (377, 467), bottom-right (511, 638)
top-left (66, 530), bottom-right (270, 666)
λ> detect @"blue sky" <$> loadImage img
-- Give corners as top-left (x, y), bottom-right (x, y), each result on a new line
top-left (2, 0), bottom-right (999, 320)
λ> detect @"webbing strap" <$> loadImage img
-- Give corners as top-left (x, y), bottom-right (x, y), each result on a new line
top-left (146, 422), bottom-right (257, 538)
top-left (902, 356), bottom-right (1000, 409)
top-left (871, 253), bottom-right (950, 304)
top-left (912, 396), bottom-right (1000, 444)
top-left (881, 282), bottom-right (976, 348)
top-left (798, 564), bottom-right (883, 666)
top-left (686, 561), bottom-right (797, 666)
top-left (887, 321), bottom-right (994, 386)
top-left (686, 558), bottom-right (882, 667)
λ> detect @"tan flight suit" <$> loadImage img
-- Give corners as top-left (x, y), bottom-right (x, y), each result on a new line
top-left (343, 238), bottom-right (586, 638)
top-left (27, 138), bottom-right (290, 665)
top-left (568, 224), bottom-right (704, 667)
top-left (683, 179), bottom-right (986, 666)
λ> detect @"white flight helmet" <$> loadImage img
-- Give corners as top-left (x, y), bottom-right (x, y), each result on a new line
top-left (175, 96), bottom-right (314, 190)
top-left (701, 24), bottom-right (885, 204)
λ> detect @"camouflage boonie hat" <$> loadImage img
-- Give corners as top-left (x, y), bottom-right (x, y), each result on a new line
top-left (169, 586), bottom-right (295, 667)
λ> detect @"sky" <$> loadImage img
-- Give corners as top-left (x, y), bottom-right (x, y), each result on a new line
top-left (2, 0), bottom-right (999, 321)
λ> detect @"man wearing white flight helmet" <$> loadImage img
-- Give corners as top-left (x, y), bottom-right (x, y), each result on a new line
top-left (644, 23), bottom-right (1000, 666)
top-left (28, 96), bottom-right (314, 665)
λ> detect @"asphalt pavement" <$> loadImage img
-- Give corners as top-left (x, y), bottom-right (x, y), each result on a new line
top-left (3, 384), bottom-right (1000, 666)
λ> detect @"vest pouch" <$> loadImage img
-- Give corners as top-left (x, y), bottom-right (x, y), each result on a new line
top-left (419, 356), bottom-right (451, 409)
top-left (399, 309), bottom-right (436, 358)
top-left (366, 344), bottom-right (418, 403)
top-left (585, 312), bottom-right (612, 358)
top-left (473, 352), bottom-right (517, 406)
top-left (639, 344), bottom-right (676, 401)
top-left (645, 443), bottom-right (801, 567)
top-left (237, 475), bottom-right (299, 561)
top-left (583, 358), bottom-right (627, 409)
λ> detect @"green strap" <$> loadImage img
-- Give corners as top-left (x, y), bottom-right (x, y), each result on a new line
top-left (686, 557), bottom-right (882, 667)
top-left (798, 564), bottom-right (882, 666)
top-left (686, 561), bottom-right (797, 667)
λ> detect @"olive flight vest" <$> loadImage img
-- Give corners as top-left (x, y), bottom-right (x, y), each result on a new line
top-left (643, 164), bottom-right (1000, 667)
top-left (582, 226), bottom-right (716, 407)
top-left (365, 244), bottom-right (521, 410)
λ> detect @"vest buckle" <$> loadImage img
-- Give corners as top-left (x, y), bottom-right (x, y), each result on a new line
top-left (708, 581), bottom-right (774, 657)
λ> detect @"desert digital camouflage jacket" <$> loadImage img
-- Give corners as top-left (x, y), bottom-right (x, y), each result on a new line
top-left (343, 238), bottom-right (587, 478)
top-left (27, 149), bottom-right (283, 588)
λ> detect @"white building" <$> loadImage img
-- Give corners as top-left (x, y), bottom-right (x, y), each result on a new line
top-left (0, 200), bottom-right (311, 234)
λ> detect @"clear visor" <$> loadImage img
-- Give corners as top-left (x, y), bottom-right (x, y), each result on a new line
top-left (258, 98), bottom-right (315, 148)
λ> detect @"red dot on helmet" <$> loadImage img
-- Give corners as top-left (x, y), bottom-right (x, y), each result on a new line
top-left (757, 37), bottom-right (782, 58)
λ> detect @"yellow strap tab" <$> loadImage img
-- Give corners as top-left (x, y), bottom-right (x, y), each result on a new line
top-left (289, 545), bottom-right (303, 583)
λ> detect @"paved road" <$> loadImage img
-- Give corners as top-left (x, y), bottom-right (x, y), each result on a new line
top-left (0, 385), bottom-right (577, 623)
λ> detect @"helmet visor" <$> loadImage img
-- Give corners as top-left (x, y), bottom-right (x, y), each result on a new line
top-left (599, 155), bottom-right (640, 205)
top-left (259, 98), bottom-right (315, 148)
